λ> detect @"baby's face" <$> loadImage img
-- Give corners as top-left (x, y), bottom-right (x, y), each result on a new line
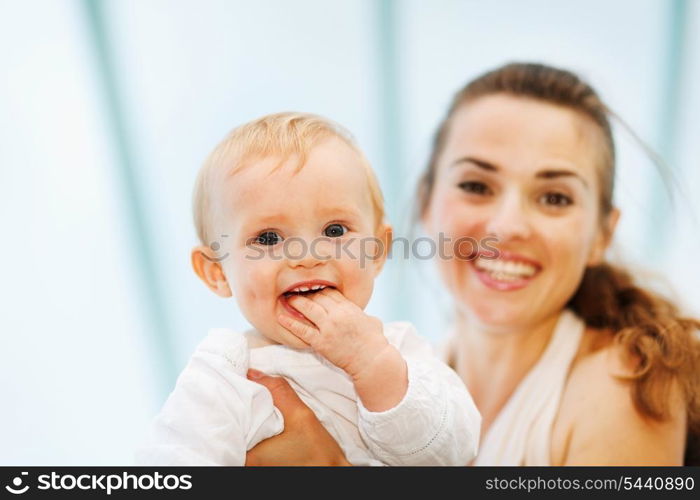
top-left (217, 137), bottom-right (385, 348)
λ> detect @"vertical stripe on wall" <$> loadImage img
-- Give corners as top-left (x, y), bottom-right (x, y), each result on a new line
top-left (81, 0), bottom-right (177, 398)
top-left (646, 0), bottom-right (689, 257)
top-left (376, 0), bottom-right (411, 321)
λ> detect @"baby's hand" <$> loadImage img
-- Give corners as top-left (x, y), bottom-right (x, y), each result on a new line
top-left (278, 288), bottom-right (395, 383)
top-left (278, 288), bottom-right (408, 411)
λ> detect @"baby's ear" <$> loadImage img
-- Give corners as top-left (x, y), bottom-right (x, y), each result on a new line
top-left (371, 223), bottom-right (393, 276)
top-left (191, 245), bottom-right (232, 298)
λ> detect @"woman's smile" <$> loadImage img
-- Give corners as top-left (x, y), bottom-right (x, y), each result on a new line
top-left (470, 250), bottom-right (542, 291)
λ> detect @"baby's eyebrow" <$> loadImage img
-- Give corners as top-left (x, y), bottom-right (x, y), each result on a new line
top-left (320, 204), bottom-right (362, 215)
top-left (236, 213), bottom-right (289, 234)
top-left (249, 213), bottom-right (291, 225)
top-left (241, 208), bottom-right (362, 229)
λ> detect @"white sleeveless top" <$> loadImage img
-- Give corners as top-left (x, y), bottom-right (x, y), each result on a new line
top-left (445, 309), bottom-right (585, 466)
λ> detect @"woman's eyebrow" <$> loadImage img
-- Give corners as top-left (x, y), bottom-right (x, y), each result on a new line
top-left (452, 157), bottom-right (589, 189)
top-left (451, 156), bottom-right (498, 171)
top-left (535, 169), bottom-right (589, 189)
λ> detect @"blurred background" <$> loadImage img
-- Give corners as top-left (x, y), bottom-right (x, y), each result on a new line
top-left (1, 0), bottom-right (699, 464)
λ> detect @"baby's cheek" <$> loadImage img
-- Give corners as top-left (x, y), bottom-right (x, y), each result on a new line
top-left (230, 259), bottom-right (273, 308)
top-left (340, 258), bottom-right (376, 309)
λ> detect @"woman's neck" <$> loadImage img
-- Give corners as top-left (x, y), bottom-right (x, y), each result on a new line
top-left (453, 310), bottom-right (562, 433)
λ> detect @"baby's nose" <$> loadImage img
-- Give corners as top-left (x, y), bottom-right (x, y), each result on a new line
top-left (286, 237), bottom-right (331, 268)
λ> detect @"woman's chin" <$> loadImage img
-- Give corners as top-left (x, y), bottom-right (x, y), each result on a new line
top-left (459, 293), bottom-right (535, 328)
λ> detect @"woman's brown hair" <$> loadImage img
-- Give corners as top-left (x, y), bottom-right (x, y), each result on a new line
top-left (417, 62), bottom-right (700, 463)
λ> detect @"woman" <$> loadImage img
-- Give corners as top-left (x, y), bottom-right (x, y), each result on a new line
top-left (246, 63), bottom-right (700, 465)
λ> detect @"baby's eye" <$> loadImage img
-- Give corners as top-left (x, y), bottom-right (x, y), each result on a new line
top-left (539, 192), bottom-right (573, 207)
top-left (255, 231), bottom-right (282, 246)
top-left (458, 181), bottom-right (491, 195)
top-left (323, 224), bottom-right (347, 238)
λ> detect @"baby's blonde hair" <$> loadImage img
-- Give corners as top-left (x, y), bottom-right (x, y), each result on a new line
top-left (193, 112), bottom-right (385, 245)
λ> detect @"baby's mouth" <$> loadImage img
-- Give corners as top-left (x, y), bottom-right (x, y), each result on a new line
top-left (279, 280), bottom-right (339, 320)
top-left (282, 283), bottom-right (334, 299)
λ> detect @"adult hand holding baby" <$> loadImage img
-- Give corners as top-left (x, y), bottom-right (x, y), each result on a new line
top-left (278, 287), bottom-right (409, 412)
top-left (245, 369), bottom-right (350, 466)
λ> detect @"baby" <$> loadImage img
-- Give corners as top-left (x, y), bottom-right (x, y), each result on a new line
top-left (136, 112), bottom-right (480, 465)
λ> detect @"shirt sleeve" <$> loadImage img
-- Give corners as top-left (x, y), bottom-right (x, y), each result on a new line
top-left (356, 322), bottom-right (481, 466)
top-left (134, 329), bottom-right (284, 465)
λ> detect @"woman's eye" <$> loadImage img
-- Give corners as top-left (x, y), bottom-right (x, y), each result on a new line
top-left (255, 231), bottom-right (282, 246)
top-left (323, 224), bottom-right (347, 238)
top-left (540, 192), bottom-right (573, 207)
top-left (458, 181), bottom-right (491, 195)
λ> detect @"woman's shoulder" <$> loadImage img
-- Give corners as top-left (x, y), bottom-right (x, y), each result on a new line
top-left (551, 326), bottom-right (686, 465)
top-left (570, 326), bottom-right (632, 377)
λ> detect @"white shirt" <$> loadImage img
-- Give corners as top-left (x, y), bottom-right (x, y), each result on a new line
top-left (136, 321), bottom-right (480, 466)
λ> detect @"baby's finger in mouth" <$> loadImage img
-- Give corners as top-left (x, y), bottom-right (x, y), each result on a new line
top-left (287, 294), bottom-right (328, 322)
top-left (278, 314), bottom-right (318, 345)
top-left (319, 287), bottom-right (346, 303)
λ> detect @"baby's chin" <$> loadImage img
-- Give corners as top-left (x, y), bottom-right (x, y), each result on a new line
top-left (257, 323), bottom-right (313, 350)
top-left (278, 332), bottom-right (312, 350)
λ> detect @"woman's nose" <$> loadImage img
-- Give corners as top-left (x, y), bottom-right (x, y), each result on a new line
top-left (484, 195), bottom-right (532, 242)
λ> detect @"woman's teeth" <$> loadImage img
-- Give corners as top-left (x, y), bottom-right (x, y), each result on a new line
top-left (475, 257), bottom-right (538, 281)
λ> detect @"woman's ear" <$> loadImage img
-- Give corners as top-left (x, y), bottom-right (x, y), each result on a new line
top-left (191, 245), bottom-right (233, 297)
top-left (419, 201), bottom-right (432, 235)
top-left (587, 208), bottom-right (621, 266)
top-left (370, 224), bottom-right (393, 276)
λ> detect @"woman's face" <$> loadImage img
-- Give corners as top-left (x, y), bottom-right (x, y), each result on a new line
top-left (424, 94), bottom-right (616, 330)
